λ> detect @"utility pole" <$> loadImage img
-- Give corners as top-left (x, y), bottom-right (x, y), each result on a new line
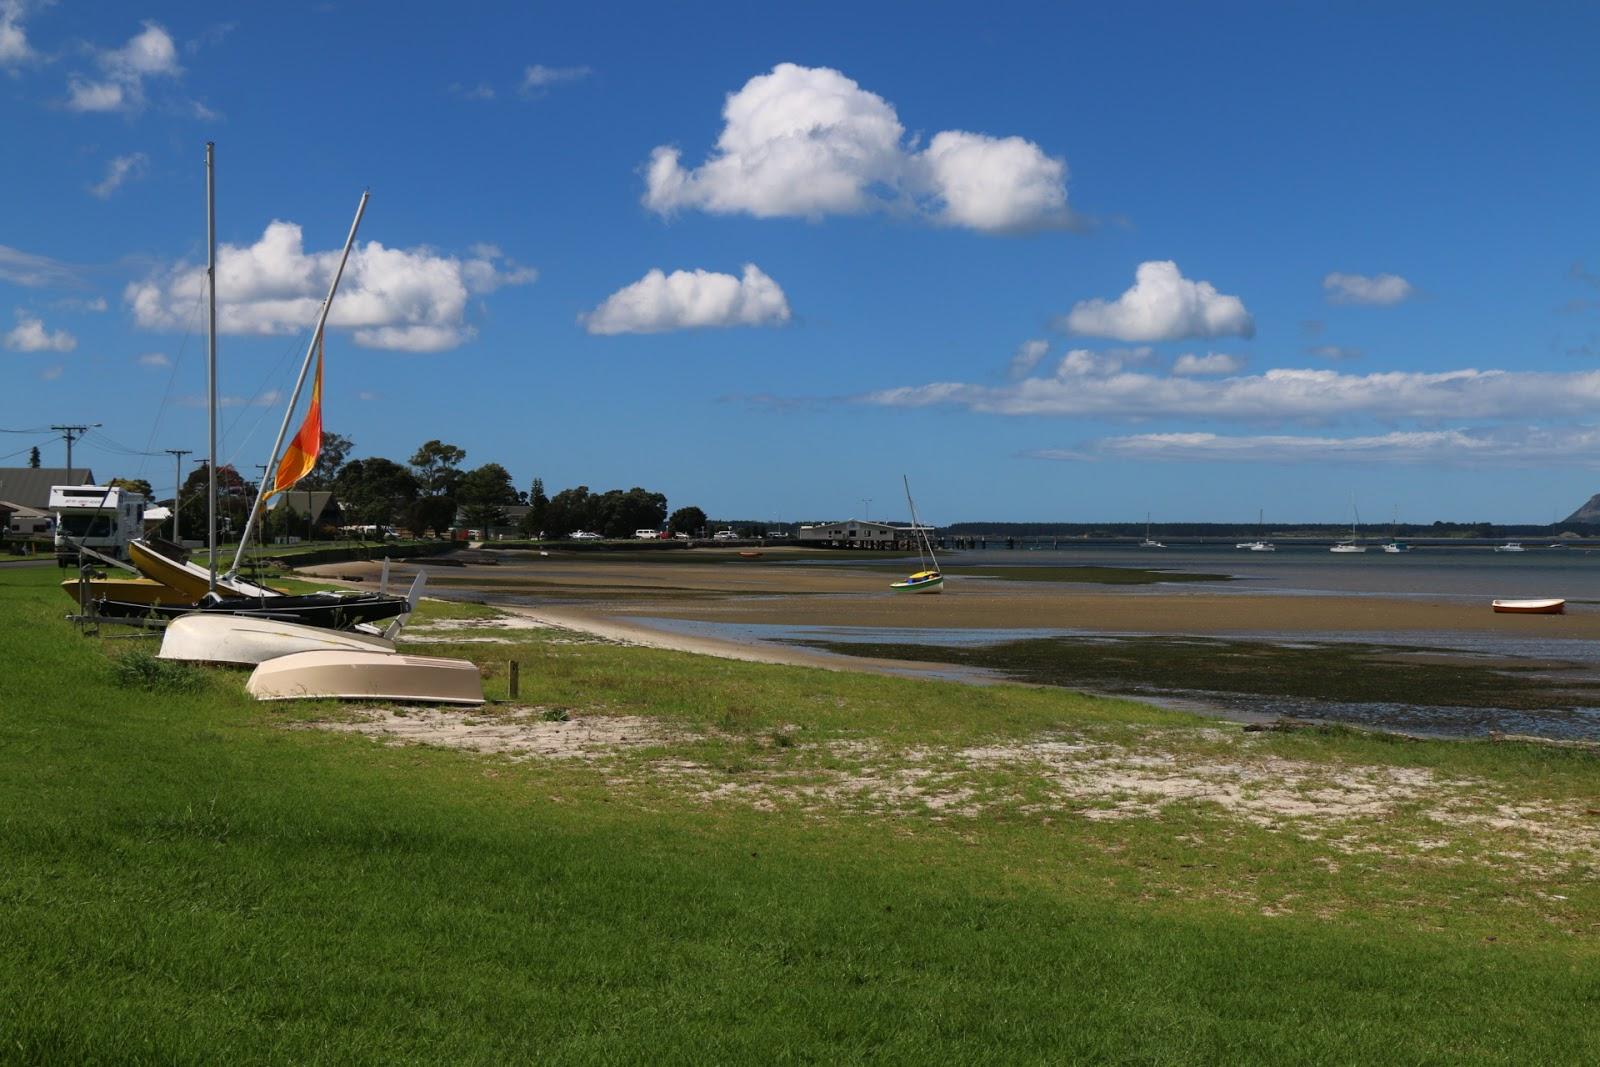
top-left (860, 497), bottom-right (872, 522)
top-left (50, 424), bottom-right (99, 484)
top-left (164, 449), bottom-right (192, 542)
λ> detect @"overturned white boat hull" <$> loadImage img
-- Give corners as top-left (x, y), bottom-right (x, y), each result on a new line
top-left (247, 650), bottom-right (484, 705)
top-left (159, 613), bottom-right (396, 666)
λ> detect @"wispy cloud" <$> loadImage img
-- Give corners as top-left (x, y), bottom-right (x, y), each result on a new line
top-left (1305, 344), bottom-right (1362, 361)
top-left (88, 152), bottom-right (148, 198)
top-left (0, 0), bottom-right (37, 68)
top-left (136, 351), bottom-right (169, 367)
top-left (862, 364), bottom-right (1600, 422)
top-left (0, 244), bottom-right (81, 288)
top-left (66, 20), bottom-right (181, 114)
top-left (521, 63), bottom-right (590, 95)
top-left (1323, 271), bottom-right (1415, 306)
top-left (1172, 352), bottom-right (1244, 376)
top-left (1029, 426), bottom-right (1600, 468)
top-left (1007, 339), bottom-right (1048, 379)
top-left (449, 81), bottom-right (495, 101)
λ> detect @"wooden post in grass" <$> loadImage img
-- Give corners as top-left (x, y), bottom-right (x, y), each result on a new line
top-left (508, 660), bottom-right (520, 699)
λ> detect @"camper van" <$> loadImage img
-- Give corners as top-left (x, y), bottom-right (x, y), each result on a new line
top-left (51, 484), bottom-right (146, 562)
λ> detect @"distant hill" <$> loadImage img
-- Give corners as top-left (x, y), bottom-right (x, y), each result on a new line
top-left (1564, 494), bottom-right (1600, 523)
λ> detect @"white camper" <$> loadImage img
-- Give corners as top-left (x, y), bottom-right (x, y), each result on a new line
top-left (51, 484), bottom-right (146, 562)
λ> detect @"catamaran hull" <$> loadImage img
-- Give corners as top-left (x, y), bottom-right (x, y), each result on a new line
top-left (159, 613), bottom-right (396, 666)
top-left (129, 538), bottom-right (279, 599)
top-left (93, 589), bottom-right (411, 629)
top-left (60, 575), bottom-right (188, 607)
top-left (1492, 599), bottom-right (1565, 615)
top-left (247, 650), bottom-right (484, 705)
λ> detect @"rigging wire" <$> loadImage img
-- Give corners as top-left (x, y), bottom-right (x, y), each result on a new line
top-left (135, 285), bottom-right (207, 483)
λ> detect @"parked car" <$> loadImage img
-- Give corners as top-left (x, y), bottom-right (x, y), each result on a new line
top-left (673, 532), bottom-right (690, 540)
top-left (766, 531), bottom-right (788, 538)
top-left (712, 529), bottom-right (738, 541)
top-left (569, 530), bottom-right (603, 540)
top-left (635, 529), bottom-right (659, 540)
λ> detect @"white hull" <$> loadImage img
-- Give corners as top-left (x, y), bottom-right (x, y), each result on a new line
top-left (1492, 598), bottom-right (1565, 614)
top-left (247, 650), bottom-right (484, 705)
top-left (1330, 543), bottom-right (1367, 553)
top-left (1246, 541), bottom-right (1275, 552)
top-left (1494, 544), bottom-right (1526, 553)
top-left (159, 613), bottom-right (395, 666)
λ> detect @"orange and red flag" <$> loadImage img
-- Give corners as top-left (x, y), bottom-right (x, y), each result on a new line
top-left (268, 334), bottom-right (323, 497)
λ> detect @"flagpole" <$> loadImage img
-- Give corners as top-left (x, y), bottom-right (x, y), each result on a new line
top-left (227, 189), bottom-right (368, 579)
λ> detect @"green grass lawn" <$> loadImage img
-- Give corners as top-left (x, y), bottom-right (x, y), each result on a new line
top-left (3, 565), bottom-right (1598, 1063)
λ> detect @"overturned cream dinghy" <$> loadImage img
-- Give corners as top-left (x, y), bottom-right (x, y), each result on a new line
top-left (160, 614), bottom-right (398, 666)
top-left (247, 650), bottom-right (484, 706)
top-left (158, 568), bottom-right (426, 666)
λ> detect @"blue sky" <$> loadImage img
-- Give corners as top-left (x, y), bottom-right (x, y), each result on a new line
top-left (3, 1), bottom-right (1599, 524)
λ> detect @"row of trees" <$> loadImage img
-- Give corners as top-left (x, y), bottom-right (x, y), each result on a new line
top-left (133, 433), bottom-right (702, 543)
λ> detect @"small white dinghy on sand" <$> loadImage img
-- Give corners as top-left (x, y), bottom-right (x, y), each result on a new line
top-left (247, 650), bottom-right (485, 705)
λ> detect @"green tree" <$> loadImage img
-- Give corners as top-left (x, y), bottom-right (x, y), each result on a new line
top-left (519, 477), bottom-right (549, 538)
top-left (334, 457), bottom-right (419, 529)
top-left (108, 477), bottom-right (154, 499)
top-left (28, 446), bottom-right (40, 468)
top-left (668, 506), bottom-right (706, 537)
top-left (408, 497), bottom-right (457, 539)
top-left (176, 463), bottom-right (251, 542)
top-left (543, 485), bottom-right (592, 539)
top-left (457, 463), bottom-right (519, 532)
top-left (409, 440), bottom-right (466, 497)
top-left (303, 431), bottom-right (354, 490)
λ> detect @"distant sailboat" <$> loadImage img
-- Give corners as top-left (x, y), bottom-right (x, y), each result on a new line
top-left (890, 476), bottom-right (943, 593)
top-left (1141, 512), bottom-right (1165, 548)
top-left (1243, 507), bottom-right (1274, 551)
top-left (1382, 507), bottom-right (1410, 552)
top-left (1331, 498), bottom-right (1367, 553)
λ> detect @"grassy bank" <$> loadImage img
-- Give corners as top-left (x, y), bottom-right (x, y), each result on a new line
top-left (3, 565), bottom-right (1598, 1063)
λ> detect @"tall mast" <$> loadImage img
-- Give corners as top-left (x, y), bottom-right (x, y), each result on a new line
top-left (227, 190), bottom-right (369, 578)
top-left (205, 142), bottom-right (218, 593)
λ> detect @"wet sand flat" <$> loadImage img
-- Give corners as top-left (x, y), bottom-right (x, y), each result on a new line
top-left (305, 550), bottom-right (1600, 640)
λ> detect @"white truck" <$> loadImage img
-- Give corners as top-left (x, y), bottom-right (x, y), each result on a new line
top-left (51, 484), bottom-right (146, 562)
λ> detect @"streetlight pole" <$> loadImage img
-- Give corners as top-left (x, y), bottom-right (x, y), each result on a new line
top-left (164, 449), bottom-right (191, 542)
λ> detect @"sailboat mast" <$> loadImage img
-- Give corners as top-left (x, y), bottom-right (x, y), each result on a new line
top-left (227, 190), bottom-right (369, 578)
top-left (902, 476), bottom-right (926, 571)
top-left (205, 142), bottom-right (218, 594)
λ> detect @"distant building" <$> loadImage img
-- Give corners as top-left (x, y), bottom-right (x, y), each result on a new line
top-left (0, 467), bottom-right (94, 510)
top-left (796, 518), bottom-right (927, 548)
top-left (454, 504), bottom-right (530, 540)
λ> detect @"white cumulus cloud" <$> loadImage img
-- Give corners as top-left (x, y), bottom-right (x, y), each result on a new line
top-left (4, 310), bottom-right (76, 352)
top-left (643, 63), bottom-right (1070, 234)
top-left (1172, 352), bottom-right (1245, 376)
top-left (1323, 271), bottom-right (1415, 306)
top-left (125, 221), bottom-right (536, 352)
top-left (583, 264), bottom-right (791, 335)
top-left (66, 21), bottom-right (181, 114)
top-left (1063, 261), bottom-right (1254, 342)
top-left (89, 152), bottom-right (148, 199)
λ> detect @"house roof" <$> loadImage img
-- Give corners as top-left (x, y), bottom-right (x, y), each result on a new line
top-left (270, 490), bottom-right (334, 524)
top-left (0, 468), bottom-right (94, 510)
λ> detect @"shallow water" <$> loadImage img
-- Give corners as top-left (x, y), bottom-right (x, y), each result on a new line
top-left (796, 543), bottom-right (1600, 600)
top-left (621, 616), bottom-right (1600, 741)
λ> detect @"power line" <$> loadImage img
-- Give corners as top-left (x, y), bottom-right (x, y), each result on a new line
top-left (49, 424), bottom-right (100, 483)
